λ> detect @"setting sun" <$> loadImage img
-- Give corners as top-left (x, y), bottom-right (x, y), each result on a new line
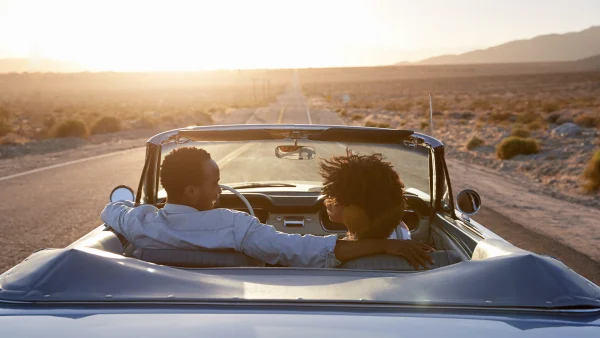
top-left (1, 0), bottom-right (392, 70)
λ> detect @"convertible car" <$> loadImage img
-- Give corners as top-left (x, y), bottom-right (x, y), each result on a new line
top-left (1, 124), bottom-right (599, 337)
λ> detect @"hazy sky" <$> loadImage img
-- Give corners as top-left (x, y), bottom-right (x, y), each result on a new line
top-left (0, 0), bottom-right (599, 70)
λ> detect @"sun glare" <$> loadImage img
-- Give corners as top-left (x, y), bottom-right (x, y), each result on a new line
top-left (3, 0), bottom-right (598, 70)
top-left (1, 0), bottom-right (386, 71)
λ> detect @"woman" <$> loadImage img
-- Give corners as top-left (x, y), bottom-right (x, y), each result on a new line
top-left (320, 152), bottom-right (411, 240)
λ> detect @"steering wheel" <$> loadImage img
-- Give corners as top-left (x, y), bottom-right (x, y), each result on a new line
top-left (220, 184), bottom-right (254, 217)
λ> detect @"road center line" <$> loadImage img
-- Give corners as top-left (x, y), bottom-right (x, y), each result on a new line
top-left (336, 142), bottom-right (347, 149)
top-left (306, 107), bottom-right (313, 124)
top-left (277, 106), bottom-right (286, 124)
top-left (0, 147), bottom-right (145, 182)
top-left (216, 143), bottom-right (255, 170)
top-left (245, 108), bottom-right (262, 124)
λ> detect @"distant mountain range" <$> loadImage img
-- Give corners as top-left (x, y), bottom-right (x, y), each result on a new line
top-left (404, 26), bottom-right (600, 65)
top-left (2, 25), bottom-right (600, 73)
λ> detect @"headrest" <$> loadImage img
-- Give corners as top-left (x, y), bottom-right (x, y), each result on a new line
top-left (132, 248), bottom-right (265, 268)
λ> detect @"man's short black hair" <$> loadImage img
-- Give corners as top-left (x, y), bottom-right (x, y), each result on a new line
top-left (160, 147), bottom-right (212, 199)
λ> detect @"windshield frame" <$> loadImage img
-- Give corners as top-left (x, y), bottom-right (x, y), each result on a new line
top-left (136, 124), bottom-right (446, 209)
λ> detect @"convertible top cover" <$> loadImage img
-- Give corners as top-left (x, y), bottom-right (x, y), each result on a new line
top-left (152, 124), bottom-right (442, 147)
top-left (1, 240), bottom-right (598, 308)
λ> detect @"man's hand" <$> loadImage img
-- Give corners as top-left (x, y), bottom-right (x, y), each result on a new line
top-left (385, 240), bottom-right (435, 269)
top-left (334, 239), bottom-right (435, 270)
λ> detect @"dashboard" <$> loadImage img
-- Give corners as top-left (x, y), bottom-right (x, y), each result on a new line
top-left (216, 191), bottom-right (431, 238)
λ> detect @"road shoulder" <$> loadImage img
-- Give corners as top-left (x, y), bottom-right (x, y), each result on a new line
top-left (448, 158), bottom-right (600, 263)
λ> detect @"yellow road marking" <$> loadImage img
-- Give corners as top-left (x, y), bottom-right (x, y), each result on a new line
top-left (277, 106), bottom-right (286, 124)
top-left (245, 108), bottom-right (262, 124)
top-left (216, 143), bottom-right (255, 170)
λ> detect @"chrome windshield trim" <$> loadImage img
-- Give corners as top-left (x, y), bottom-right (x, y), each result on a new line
top-left (146, 124), bottom-right (443, 149)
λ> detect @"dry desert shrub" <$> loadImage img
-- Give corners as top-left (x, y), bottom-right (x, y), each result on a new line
top-left (91, 116), bottom-right (121, 135)
top-left (0, 120), bottom-right (12, 137)
top-left (496, 136), bottom-right (540, 160)
top-left (351, 113), bottom-right (364, 121)
top-left (466, 136), bottom-right (485, 150)
top-left (556, 115), bottom-right (574, 124)
top-left (574, 114), bottom-right (598, 128)
top-left (527, 120), bottom-right (544, 131)
top-left (546, 112), bottom-right (561, 124)
top-left (140, 117), bottom-right (158, 129)
top-left (460, 111), bottom-right (475, 120)
top-left (365, 121), bottom-right (390, 128)
top-left (207, 104), bottom-right (226, 114)
top-left (511, 126), bottom-right (530, 138)
top-left (488, 111), bottom-right (513, 123)
top-left (0, 107), bottom-right (11, 120)
top-left (0, 107), bottom-right (12, 137)
top-left (53, 119), bottom-right (89, 139)
top-left (197, 112), bottom-right (214, 125)
top-left (161, 115), bottom-right (175, 124)
top-left (541, 101), bottom-right (560, 113)
top-left (469, 98), bottom-right (492, 111)
top-left (384, 101), bottom-right (411, 112)
top-left (516, 111), bottom-right (540, 124)
top-left (582, 149), bottom-right (600, 192)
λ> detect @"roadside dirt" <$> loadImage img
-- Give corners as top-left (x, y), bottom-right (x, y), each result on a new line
top-left (472, 207), bottom-right (600, 285)
top-left (0, 129), bottom-right (158, 178)
top-left (447, 158), bottom-right (600, 264)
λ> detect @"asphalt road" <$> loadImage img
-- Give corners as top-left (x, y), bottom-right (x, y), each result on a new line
top-left (1, 73), bottom-right (599, 284)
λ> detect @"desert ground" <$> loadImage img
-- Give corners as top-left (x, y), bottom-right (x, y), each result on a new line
top-left (299, 66), bottom-right (600, 203)
top-left (1, 64), bottom-right (599, 283)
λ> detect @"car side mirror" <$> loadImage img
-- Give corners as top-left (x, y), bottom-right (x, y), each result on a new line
top-left (456, 189), bottom-right (481, 216)
top-left (110, 185), bottom-right (135, 202)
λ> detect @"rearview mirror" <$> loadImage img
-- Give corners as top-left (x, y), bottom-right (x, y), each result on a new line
top-left (275, 145), bottom-right (316, 160)
top-left (110, 185), bottom-right (135, 202)
top-left (456, 189), bottom-right (481, 216)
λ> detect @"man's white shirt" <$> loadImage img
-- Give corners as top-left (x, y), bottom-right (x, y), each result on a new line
top-left (389, 222), bottom-right (412, 240)
top-left (101, 201), bottom-right (340, 268)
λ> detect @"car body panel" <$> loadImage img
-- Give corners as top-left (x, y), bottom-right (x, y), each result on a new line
top-left (1, 307), bottom-right (599, 337)
top-left (1, 242), bottom-right (598, 308)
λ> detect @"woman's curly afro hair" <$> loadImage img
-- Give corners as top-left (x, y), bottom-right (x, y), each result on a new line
top-left (319, 153), bottom-right (407, 240)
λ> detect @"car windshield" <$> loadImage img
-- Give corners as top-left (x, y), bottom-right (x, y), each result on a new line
top-left (159, 139), bottom-right (430, 199)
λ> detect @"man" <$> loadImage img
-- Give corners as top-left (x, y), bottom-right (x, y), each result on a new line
top-left (101, 147), bottom-right (433, 269)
